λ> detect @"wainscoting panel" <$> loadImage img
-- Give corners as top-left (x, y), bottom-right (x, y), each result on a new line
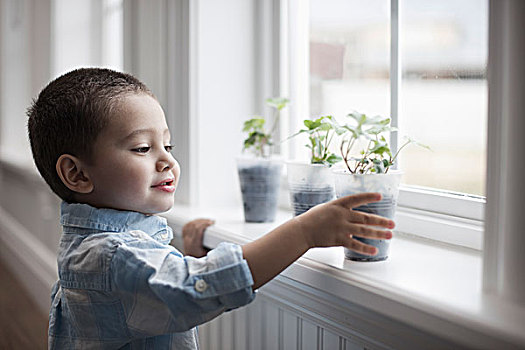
top-left (197, 288), bottom-right (373, 350)
top-left (281, 310), bottom-right (298, 349)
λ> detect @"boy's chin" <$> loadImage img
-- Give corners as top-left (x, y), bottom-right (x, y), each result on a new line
top-left (140, 202), bottom-right (175, 215)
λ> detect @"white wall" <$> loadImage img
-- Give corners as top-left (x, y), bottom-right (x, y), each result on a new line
top-left (126, 0), bottom-right (260, 207)
top-left (194, 0), bottom-right (256, 207)
top-left (0, 0), bottom-right (42, 160)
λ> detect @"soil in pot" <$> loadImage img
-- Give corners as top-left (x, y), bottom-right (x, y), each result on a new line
top-left (290, 185), bottom-right (334, 216)
top-left (287, 162), bottom-right (335, 217)
top-left (238, 163), bottom-right (281, 222)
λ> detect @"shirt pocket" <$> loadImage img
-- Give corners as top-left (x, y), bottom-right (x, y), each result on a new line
top-left (65, 289), bottom-right (130, 341)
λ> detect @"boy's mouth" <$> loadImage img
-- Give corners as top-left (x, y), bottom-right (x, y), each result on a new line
top-left (152, 178), bottom-right (176, 193)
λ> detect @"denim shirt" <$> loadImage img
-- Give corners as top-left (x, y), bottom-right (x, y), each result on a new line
top-left (49, 202), bottom-right (255, 349)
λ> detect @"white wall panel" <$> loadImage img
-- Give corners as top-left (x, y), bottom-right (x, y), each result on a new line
top-left (301, 319), bottom-right (319, 350)
top-left (233, 307), bottom-right (249, 350)
top-left (263, 301), bottom-right (280, 349)
top-left (282, 311), bottom-right (299, 349)
top-left (197, 286), bottom-right (373, 350)
top-left (323, 329), bottom-right (341, 350)
top-left (220, 310), bottom-right (235, 350)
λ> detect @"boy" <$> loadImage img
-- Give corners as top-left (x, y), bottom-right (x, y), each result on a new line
top-left (27, 68), bottom-right (394, 349)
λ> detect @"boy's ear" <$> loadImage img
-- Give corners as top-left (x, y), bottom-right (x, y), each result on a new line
top-left (56, 154), bottom-right (94, 194)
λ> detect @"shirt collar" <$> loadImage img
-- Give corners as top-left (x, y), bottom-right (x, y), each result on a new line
top-left (60, 202), bottom-right (172, 238)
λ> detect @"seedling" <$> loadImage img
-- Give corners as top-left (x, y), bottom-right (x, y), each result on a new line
top-left (242, 97), bottom-right (289, 157)
top-left (339, 111), bottom-right (430, 174)
top-left (289, 115), bottom-right (344, 166)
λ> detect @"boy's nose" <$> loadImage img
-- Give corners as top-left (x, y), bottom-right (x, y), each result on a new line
top-left (156, 153), bottom-right (177, 172)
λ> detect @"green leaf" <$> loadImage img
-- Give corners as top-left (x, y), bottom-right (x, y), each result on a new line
top-left (303, 119), bottom-right (314, 129)
top-left (364, 115), bottom-right (390, 125)
top-left (318, 122), bottom-right (332, 131)
top-left (243, 131), bottom-right (270, 152)
top-left (325, 154), bottom-right (342, 166)
top-left (304, 119), bottom-right (323, 130)
top-left (405, 136), bottom-right (432, 151)
top-left (366, 125), bottom-right (395, 135)
top-left (370, 145), bottom-right (390, 155)
top-left (343, 125), bottom-right (361, 138)
top-left (266, 97), bottom-right (290, 111)
top-left (243, 118), bottom-right (265, 132)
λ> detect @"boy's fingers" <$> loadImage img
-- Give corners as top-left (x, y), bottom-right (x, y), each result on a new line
top-left (199, 220), bottom-right (214, 230)
top-left (334, 192), bottom-right (382, 209)
top-left (347, 223), bottom-right (393, 240)
top-left (184, 218), bottom-right (214, 232)
top-left (343, 235), bottom-right (378, 256)
top-left (349, 211), bottom-right (395, 229)
top-left (195, 223), bottom-right (208, 235)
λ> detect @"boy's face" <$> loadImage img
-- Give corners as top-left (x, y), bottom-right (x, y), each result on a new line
top-left (81, 93), bottom-right (180, 214)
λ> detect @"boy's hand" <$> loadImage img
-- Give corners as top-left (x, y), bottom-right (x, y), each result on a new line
top-left (295, 192), bottom-right (395, 256)
top-left (182, 218), bottom-right (214, 258)
top-left (243, 192), bottom-right (395, 290)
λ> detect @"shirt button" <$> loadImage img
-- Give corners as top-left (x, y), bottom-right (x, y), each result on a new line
top-left (195, 279), bottom-right (208, 292)
top-left (160, 232), bottom-right (169, 240)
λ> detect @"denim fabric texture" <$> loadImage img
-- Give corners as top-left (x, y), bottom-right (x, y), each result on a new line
top-left (48, 202), bottom-right (255, 349)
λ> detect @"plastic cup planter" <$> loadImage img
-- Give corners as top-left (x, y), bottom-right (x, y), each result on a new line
top-left (332, 169), bottom-right (403, 262)
top-left (286, 161), bottom-right (335, 216)
top-left (237, 156), bottom-right (283, 223)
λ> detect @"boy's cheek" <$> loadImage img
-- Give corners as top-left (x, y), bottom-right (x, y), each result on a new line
top-left (172, 162), bottom-right (181, 187)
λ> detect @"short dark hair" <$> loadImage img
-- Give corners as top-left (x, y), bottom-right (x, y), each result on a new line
top-left (27, 68), bottom-right (154, 202)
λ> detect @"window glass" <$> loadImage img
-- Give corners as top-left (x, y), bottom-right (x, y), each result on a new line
top-left (308, 0), bottom-right (390, 161)
top-left (399, 0), bottom-right (488, 196)
top-left (308, 0), bottom-right (487, 197)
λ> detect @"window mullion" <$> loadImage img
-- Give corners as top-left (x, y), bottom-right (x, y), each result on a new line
top-left (285, 0), bottom-right (309, 161)
top-left (390, 0), bottom-right (400, 160)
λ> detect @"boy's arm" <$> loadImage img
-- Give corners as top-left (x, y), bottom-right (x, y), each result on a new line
top-left (242, 193), bottom-right (394, 290)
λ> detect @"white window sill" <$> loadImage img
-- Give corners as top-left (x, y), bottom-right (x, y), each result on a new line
top-left (166, 203), bottom-right (525, 349)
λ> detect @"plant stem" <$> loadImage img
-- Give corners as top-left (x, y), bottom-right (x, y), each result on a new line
top-left (346, 137), bottom-right (355, 161)
top-left (316, 131), bottom-right (322, 159)
top-left (340, 140), bottom-right (353, 173)
top-left (385, 156), bottom-right (392, 173)
top-left (326, 131), bottom-right (334, 157)
top-left (354, 140), bottom-right (372, 173)
top-left (268, 109), bottom-right (280, 137)
top-left (323, 130), bottom-right (329, 159)
top-left (390, 139), bottom-right (411, 165)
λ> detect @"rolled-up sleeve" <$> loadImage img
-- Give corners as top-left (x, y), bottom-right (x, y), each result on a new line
top-left (111, 242), bottom-right (255, 336)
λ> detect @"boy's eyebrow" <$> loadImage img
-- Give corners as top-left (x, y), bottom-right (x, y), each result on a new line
top-left (121, 128), bottom-right (170, 141)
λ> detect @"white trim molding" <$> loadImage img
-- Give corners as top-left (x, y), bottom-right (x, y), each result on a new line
top-left (483, 0), bottom-right (525, 304)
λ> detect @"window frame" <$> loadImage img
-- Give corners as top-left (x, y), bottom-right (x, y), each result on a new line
top-left (281, 0), bottom-right (487, 250)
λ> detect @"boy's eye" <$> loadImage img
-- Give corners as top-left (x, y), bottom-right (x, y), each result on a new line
top-left (133, 146), bottom-right (150, 153)
top-left (165, 145), bottom-right (174, 152)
